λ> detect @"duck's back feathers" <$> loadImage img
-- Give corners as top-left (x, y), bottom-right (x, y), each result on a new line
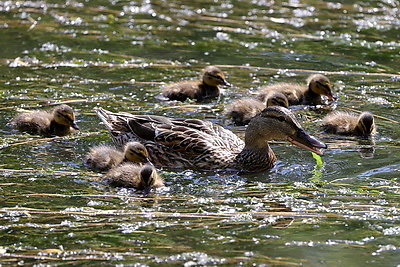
top-left (9, 104), bottom-right (79, 137)
top-left (104, 163), bottom-right (164, 190)
top-left (162, 81), bottom-right (202, 101)
top-left (257, 83), bottom-right (303, 105)
top-left (85, 145), bottom-right (124, 172)
top-left (96, 107), bottom-right (244, 170)
top-left (10, 111), bottom-right (53, 136)
top-left (319, 111), bottom-right (376, 136)
top-left (257, 74), bottom-right (335, 106)
top-left (160, 66), bottom-right (230, 102)
top-left (224, 98), bottom-right (266, 126)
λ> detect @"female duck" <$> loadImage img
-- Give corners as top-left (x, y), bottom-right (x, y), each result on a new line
top-left (319, 111), bottom-right (376, 136)
top-left (85, 141), bottom-right (151, 172)
top-left (224, 91), bottom-right (289, 126)
top-left (9, 104), bottom-right (79, 137)
top-left (95, 106), bottom-right (327, 173)
top-left (105, 164), bottom-right (164, 193)
top-left (160, 65), bottom-right (231, 102)
top-left (257, 74), bottom-right (336, 105)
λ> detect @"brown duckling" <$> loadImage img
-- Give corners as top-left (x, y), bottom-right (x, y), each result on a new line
top-left (224, 91), bottom-right (289, 126)
top-left (319, 111), bottom-right (376, 136)
top-left (85, 141), bottom-right (150, 172)
top-left (104, 163), bottom-right (164, 193)
top-left (257, 74), bottom-right (336, 105)
top-left (161, 65), bottom-right (231, 101)
top-left (9, 104), bottom-right (79, 137)
top-left (95, 106), bottom-right (327, 173)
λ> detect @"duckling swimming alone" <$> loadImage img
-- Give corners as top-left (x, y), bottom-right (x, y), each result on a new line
top-left (104, 163), bottom-right (164, 193)
top-left (161, 66), bottom-right (231, 101)
top-left (9, 104), bottom-right (79, 137)
top-left (319, 111), bottom-right (376, 136)
top-left (257, 74), bottom-right (336, 105)
top-left (224, 91), bottom-right (289, 126)
top-left (95, 106), bottom-right (327, 173)
top-left (85, 141), bottom-right (150, 172)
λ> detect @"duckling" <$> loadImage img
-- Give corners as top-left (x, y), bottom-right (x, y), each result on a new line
top-left (85, 141), bottom-right (150, 172)
top-left (257, 74), bottom-right (336, 105)
top-left (224, 91), bottom-right (289, 126)
top-left (104, 163), bottom-right (164, 193)
top-left (95, 106), bottom-right (327, 173)
top-left (319, 111), bottom-right (376, 136)
top-left (160, 65), bottom-right (231, 101)
top-left (9, 104), bottom-right (79, 137)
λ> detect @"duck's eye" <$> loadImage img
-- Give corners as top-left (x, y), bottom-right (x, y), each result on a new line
top-left (316, 81), bottom-right (331, 90)
top-left (277, 116), bottom-right (285, 122)
top-left (209, 74), bottom-right (223, 81)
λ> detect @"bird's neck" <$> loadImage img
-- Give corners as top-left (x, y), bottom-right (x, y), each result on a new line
top-left (303, 86), bottom-right (321, 104)
top-left (235, 143), bottom-right (277, 172)
top-left (198, 83), bottom-right (219, 99)
top-left (49, 120), bottom-right (69, 136)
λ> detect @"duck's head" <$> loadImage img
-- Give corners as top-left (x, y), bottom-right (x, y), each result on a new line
top-left (247, 106), bottom-right (327, 155)
top-left (124, 142), bottom-right (151, 164)
top-left (308, 74), bottom-right (337, 101)
top-left (357, 112), bottom-right (376, 136)
top-left (202, 66), bottom-right (231, 87)
top-left (139, 164), bottom-right (159, 194)
top-left (53, 105), bottom-right (80, 130)
top-left (266, 91), bottom-right (289, 108)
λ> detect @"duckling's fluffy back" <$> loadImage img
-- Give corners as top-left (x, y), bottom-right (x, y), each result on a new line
top-left (257, 83), bottom-right (303, 105)
top-left (10, 105), bottom-right (78, 137)
top-left (104, 163), bottom-right (164, 190)
top-left (85, 145), bottom-right (124, 172)
top-left (224, 98), bottom-right (265, 126)
top-left (10, 111), bottom-right (53, 136)
top-left (319, 111), bottom-right (376, 136)
top-left (161, 80), bottom-right (201, 101)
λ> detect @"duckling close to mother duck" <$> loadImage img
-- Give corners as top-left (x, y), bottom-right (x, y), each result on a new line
top-left (160, 65), bottom-right (231, 102)
top-left (224, 91), bottom-right (289, 126)
top-left (257, 74), bottom-right (337, 106)
top-left (95, 106), bottom-right (327, 173)
top-left (319, 111), bottom-right (376, 136)
top-left (85, 141), bottom-right (151, 172)
top-left (104, 163), bottom-right (164, 193)
top-left (9, 104), bottom-right (79, 137)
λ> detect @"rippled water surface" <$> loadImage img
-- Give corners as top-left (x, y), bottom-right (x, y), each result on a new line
top-left (0, 0), bottom-right (399, 265)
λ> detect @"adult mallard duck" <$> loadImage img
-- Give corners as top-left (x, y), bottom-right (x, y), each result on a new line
top-left (160, 66), bottom-right (231, 101)
top-left (9, 104), bottom-right (80, 137)
top-left (104, 163), bottom-right (164, 193)
top-left (257, 74), bottom-right (336, 105)
top-left (85, 141), bottom-right (151, 172)
top-left (224, 91), bottom-right (289, 126)
top-left (319, 111), bottom-right (376, 136)
top-left (95, 106), bottom-right (326, 173)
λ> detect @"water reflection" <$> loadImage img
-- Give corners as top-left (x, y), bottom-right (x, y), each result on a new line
top-left (0, 0), bottom-right (399, 265)
top-left (358, 138), bottom-right (375, 158)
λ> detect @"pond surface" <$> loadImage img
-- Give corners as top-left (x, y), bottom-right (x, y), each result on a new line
top-left (0, 0), bottom-right (399, 265)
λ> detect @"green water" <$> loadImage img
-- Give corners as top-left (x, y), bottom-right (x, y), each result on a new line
top-left (0, 0), bottom-right (399, 265)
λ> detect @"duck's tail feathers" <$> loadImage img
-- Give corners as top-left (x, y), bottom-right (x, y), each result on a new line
top-left (94, 107), bottom-right (114, 132)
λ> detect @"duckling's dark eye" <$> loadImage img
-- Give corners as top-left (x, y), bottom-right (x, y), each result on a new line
top-left (277, 116), bottom-right (285, 122)
top-left (316, 81), bottom-right (331, 90)
top-left (209, 74), bottom-right (223, 81)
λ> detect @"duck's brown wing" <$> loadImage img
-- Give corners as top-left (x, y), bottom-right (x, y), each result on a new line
top-left (139, 118), bottom-right (244, 169)
top-left (95, 108), bottom-right (244, 169)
